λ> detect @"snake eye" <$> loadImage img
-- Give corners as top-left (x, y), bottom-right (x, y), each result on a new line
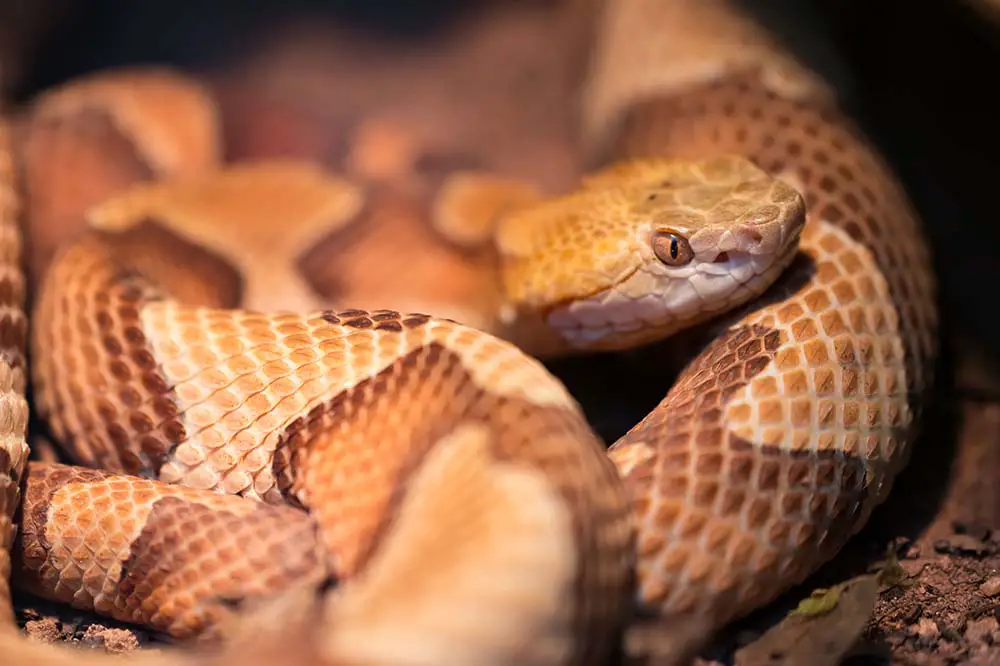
top-left (651, 230), bottom-right (694, 266)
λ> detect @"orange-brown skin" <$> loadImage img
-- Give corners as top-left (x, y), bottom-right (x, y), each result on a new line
top-left (19, 178), bottom-right (636, 665)
top-left (17, 463), bottom-right (327, 642)
top-left (0, 121), bottom-right (29, 633)
top-left (0, 2), bottom-right (938, 666)
top-left (584, 1), bottom-right (937, 659)
top-left (2, 67), bottom-right (639, 666)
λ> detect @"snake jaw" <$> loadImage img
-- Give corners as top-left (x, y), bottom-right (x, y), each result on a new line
top-left (537, 205), bottom-right (805, 353)
top-left (494, 154), bottom-right (807, 354)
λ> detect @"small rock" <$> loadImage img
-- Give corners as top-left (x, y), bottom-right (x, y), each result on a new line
top-left (953, 520), bottom-right (992, 541)
top-left (913, 617), bottom-right (941, 646)
top-left (906, 543), bottom-right (922, 559)
top-left (80, 626), bottom-right (141, 654)
top-left (980, 576), bottom-right (1000, 597)
top-left (902, 604), bottom-right (924, 624)
top-left (965, 617), bottom-right (999, 645)
top-left (23, 618), bottom-right (62, 643)
top-left (934, 539), bottom-right (952, 554)
top-left (951, 533), bottom-right (997, 557)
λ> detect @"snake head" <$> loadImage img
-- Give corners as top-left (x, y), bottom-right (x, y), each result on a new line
top-left (495, 155), bottom-right (806, 353)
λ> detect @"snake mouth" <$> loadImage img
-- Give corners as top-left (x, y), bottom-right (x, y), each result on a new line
top-left (542, 248), bottom-right (764, 317)
top-left (536, 264), bottom-right (643, 321)
top-left (533, 231), bottom-right (801, 337)
top-left (699, 249), bottom-right (755, 276)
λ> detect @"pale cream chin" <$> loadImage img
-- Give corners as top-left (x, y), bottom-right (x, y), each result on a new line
top-left (496, 234), bottom-right (800, 358)
top-left (541, 247), bottom-right (800, 353)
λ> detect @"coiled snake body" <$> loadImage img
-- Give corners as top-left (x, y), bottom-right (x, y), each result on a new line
top-left (0, 1), bottom-right (938, 665)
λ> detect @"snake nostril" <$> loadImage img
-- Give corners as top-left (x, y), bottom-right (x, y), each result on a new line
top-left (713, 251), bottom-right (731, 263)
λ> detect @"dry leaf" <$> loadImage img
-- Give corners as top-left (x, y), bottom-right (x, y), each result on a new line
top-left (734, 572), bottom-right (880, 666)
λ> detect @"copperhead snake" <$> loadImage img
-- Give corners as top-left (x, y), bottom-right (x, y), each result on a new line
top-left (0, 1), bottom-right (939, 665)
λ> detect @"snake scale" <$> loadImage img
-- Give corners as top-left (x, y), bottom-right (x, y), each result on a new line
top-left (0, 1), bottom-right (938, 665)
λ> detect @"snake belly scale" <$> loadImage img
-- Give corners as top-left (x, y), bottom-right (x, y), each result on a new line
top-left (0, 1), bottom-right (938, 665)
